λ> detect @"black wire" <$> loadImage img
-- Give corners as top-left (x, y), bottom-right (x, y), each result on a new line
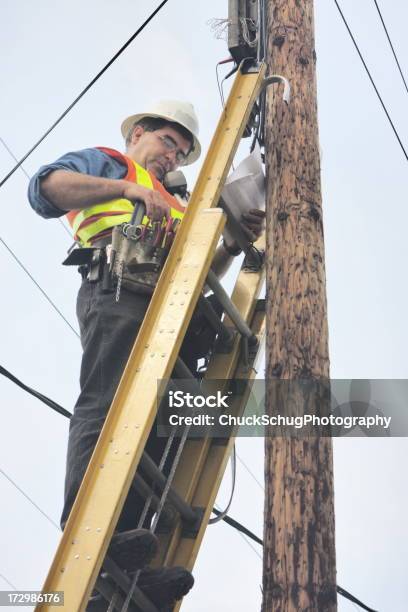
top-left (372, 0), bottom-right (408, 95)
top-left (0, 365), bottom-right (72, 419)
top-left (214, 63), bottom-right (238, 172)
top-left (212, 507), bottom-right (263, 544)
top-left (0, 0), bottom-right (170, 189)
top-left (215, 63), bottom-right (226, 107)
top-left (333, 0), bottom-right (408, 162)
top-left (0, 236), bottom-right (79, 337)
top-left (336, 586), bottom-right (378, 612)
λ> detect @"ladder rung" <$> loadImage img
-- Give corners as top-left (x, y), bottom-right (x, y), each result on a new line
top-left (198, 295), bottom-right (234, 348)
top-left (102, 557), bottom-right (158, 612)
top-left (95, 573), bottom-right (138, 612)
top-left (206, 269), bottom-right (258, 345)
top-left (140, 453), bottom-right (199, 525)
top-left (132, 473), bottom-right (176, 526)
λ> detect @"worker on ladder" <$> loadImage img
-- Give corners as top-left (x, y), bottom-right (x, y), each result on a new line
top-left (28, 100), bottom-right (264, 610)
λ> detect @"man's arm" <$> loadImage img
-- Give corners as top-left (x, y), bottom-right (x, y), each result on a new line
top-left (40, 170), bottom-right (128, 211)
top-left (41, 170), bottom-right (170, 221)
top-left (28, 148), bottom-right (129, 219)
top-left (28, 147), bottom-right (170, 222)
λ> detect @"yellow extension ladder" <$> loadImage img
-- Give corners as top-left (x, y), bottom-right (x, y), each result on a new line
top-left (38, 60), bottom-right (269, 612)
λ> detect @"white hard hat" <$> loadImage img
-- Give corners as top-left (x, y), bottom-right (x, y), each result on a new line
top-left (121, 99), bottom-right (201, 165)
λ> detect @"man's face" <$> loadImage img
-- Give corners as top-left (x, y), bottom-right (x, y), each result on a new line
top-left (127, 124), bottom-right (191, 181)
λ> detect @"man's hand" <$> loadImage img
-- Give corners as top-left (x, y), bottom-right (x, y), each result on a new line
top-left (240, 208), bottom-right (266, 242)
top-left (122, 183), bottom-right (170, 222)
top-left (222, 208), bottom-right (266, 258)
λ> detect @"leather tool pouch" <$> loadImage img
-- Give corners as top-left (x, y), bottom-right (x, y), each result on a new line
top-left (111, 224), bottom-right (169, 295)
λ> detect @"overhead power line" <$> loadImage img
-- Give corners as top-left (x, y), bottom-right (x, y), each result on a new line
top-left (333, 0), bottom-right (408, 162)
top-left (0, 135), bottom-right (73, 239)
top-left (0, 573), bottom-right (17, 591)
top-left (372, 0), bottom-right (408, 95)
top-left (0, 468), bottom-right (59, 530)
top-left (236, 531), bottom-right (263, 562)
top-left (0, 365), bottom-right (72, 419)
top-left (0, 142), bottom-right (77, 336)
top-left (0, 137), bottom-right (30, 182)
top-left (0, 236), bottom-right (79, 337)
top-left (236, 452), bottom-right (263, 491)
top-left (0, 0), bottom-right (169, 189)
top-left (336, 586), bottom-right (378, 612)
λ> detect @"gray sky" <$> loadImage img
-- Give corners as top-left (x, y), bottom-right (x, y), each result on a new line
top-left (1, 0), bottom-right (407, 610)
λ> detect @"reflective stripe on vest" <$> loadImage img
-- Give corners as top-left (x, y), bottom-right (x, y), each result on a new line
top-left (66, 148), bottom-right (186, 246)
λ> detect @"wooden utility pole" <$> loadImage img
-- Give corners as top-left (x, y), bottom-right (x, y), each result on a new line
top-left (262, 1), bottom-right (337, 610)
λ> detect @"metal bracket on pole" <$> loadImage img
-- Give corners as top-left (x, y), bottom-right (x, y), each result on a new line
top-left (262, 74), bottom-right (291, 104)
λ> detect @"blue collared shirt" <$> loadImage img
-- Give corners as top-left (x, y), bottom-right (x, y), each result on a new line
top-left (28, 147), bottom-right (127, 219)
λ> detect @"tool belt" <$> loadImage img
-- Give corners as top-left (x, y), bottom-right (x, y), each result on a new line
top-left (63, 217), bottom-right (179, 298)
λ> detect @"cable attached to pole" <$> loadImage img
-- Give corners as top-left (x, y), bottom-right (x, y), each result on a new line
top-left (208, 445), bottom-right (236, 524)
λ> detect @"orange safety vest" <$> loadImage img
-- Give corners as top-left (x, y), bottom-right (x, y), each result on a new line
top-left (66, 147), bottom-right (186, 246)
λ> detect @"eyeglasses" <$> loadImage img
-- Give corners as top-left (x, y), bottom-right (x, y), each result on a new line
top-left (157, 134), bottom-right (188, 165)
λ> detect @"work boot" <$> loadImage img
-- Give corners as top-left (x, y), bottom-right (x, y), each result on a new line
top-left (108, 528), bottom-right (158, 572)
top-left (136, 566), bottom-right (194, 610)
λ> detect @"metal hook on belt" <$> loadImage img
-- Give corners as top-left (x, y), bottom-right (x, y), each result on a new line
top-left (123, 199), bottom-right (147, 240)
